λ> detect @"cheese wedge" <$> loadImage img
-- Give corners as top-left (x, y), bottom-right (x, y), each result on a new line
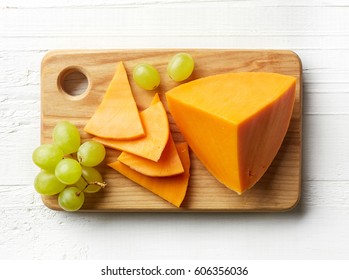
top-left (166, 72), bottom-right (296, 194)
top-left (94, 94), bottom-right (169, 162)
top-left (84, 62), bottom-right (144, 140)
top-left (108, 142), bottom-right (190, 207)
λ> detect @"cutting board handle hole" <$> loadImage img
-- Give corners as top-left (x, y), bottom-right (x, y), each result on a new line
top-left (58, 67), bottom-right (90, 100)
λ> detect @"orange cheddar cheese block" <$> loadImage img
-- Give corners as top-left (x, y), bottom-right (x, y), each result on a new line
top-left (84, 62), bottom-right (144, 140)
top-left (108, 142), bottom-right (190, 207)
top-left (117, 134), bottom-right (184, 177)
top-left (166, 72), bottom-right (296, 194)
top-left (94, 94), bottom-right (169, 162)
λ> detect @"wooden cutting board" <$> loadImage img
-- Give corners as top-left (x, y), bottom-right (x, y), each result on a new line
top-left (40, 49), bottom-right (302, 212)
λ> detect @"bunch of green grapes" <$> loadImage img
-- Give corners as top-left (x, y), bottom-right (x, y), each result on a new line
top-left (32, 121), bottom-right (107, 211)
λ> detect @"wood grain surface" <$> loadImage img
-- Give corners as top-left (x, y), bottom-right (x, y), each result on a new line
top-left (40, 49), bottom-right (302, 212)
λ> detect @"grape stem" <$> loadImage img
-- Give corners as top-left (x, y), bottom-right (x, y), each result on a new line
top-left (87, 181), bottom-right (107, 188)
top-left (76, 175), bottom-right (107, 196)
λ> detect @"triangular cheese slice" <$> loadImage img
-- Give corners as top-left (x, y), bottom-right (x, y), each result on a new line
top-left (84, 62), bottom-right (144, 140)
top-left (117, 134), bottom-right (184, 177)
top-left (94, 94), bottom-right (169, 162)
top-left (150, 92), bottom-right (161, 105)
top-left (108, 142), bottom-right (190, 207)
top-left (166, 72), bottom-right (296, 194)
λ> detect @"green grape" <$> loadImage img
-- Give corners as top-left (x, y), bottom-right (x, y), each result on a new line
top-left (52, 121), bottom-right (80, 155)
top-left (75, 166), bottom-right (104, 193)
top-left (55, 158), bottom-right (82, 185)
top-left (133, 63), bottom-right (160, 90)
top-left (77, 141), bottom-right (106, 167)
top-left (34, 170), bottom-right (66, 195)
top-left (167, 53), bottom-right (194, 82)
top-left (32, 144), bottom-right (64, 171)
top-left (58, 186), bottom-right (85, 211)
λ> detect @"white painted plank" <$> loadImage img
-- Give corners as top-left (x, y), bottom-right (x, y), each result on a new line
top-left (304, 93), bottom-right (349, 115)
top-left (2, 0), bottom-right (349, 8)
top-left (303, 115), bottom-right (349, 181)
top-left (1, 199), bottom-right (349, 259)
top-left (2, 34), bottom-right (349, 50)
top-left (1, 6), bottom-right (349, 38)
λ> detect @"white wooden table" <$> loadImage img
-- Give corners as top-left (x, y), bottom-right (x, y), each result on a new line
top-left (1, 0), bottom-right (349, 260)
